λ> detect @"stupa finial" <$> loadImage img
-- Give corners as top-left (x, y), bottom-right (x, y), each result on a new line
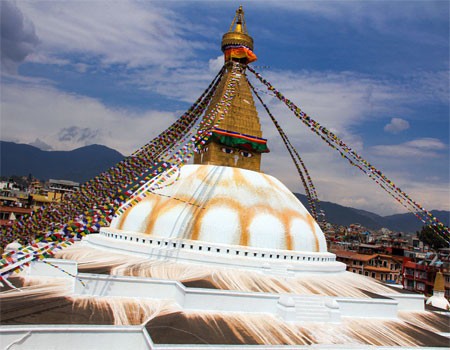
top-left (434, 271), bottom-right (445, 292)
top-left (221, 5), bottom-right (254, 53)
top-left (229, 5), bottom-right (247, 34)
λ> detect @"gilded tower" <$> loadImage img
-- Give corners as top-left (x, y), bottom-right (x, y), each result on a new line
top-left (194, 6), bottom-right (269, 172)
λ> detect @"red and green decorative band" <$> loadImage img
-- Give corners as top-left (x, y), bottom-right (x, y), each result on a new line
top-left (211, 127), bottom-right (270, 153)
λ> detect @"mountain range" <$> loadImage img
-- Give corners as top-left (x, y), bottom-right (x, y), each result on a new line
top-left (1, 141), bottom-right (448, 233)
top-left (294, 193), bottom-right (448, 233)
top-left (1, 141), bottom-right (123, 183)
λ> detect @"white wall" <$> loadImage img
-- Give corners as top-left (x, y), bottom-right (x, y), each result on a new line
top-left (336, 297), bottom-right (398, 318)
top-left (0, 325), bottom-right (152, 350)
top-left (382, 293), bottom-right (425, 311)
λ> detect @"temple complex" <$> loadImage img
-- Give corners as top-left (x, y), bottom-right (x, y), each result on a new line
top-left (1, 6), bottom-right (449, 350)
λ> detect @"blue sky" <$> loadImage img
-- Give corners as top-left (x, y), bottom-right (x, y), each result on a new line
top-left (1, 0), bottom-right (449, 216)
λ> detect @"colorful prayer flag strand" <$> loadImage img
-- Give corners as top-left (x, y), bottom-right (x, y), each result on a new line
top-left (248, 66), bottom-right (449, 242)
top-left (117, 63), bottom-right (243, 214)
top-left (249, 79), bottom-right (322, 221)
top-left (0, 65), bottom-right (229, 270)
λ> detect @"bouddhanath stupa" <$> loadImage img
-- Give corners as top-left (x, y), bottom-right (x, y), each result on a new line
top-left (1, 6), bottom-right (449, 350)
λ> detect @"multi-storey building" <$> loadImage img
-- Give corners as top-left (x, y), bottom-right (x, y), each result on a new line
top-left (402, 249), bottom-right (449, 298)
top-left (334, 250), bottom-right (403, 284)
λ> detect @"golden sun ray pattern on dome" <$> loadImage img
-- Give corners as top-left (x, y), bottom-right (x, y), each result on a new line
top-left (110, 165), bottom-right (327, 252)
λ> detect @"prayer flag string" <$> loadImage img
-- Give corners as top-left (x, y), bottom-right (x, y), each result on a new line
top-left (0, 66), bottom-right (229, 270)
top-left (248, 66), bottom-right (449, 242)
top-left (249, 80), bottom-right (322, 222)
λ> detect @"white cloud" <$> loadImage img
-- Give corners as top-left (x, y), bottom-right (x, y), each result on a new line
top-left (1, 81), bottom-right (176, 155)
top-left (29, 137), bottom-right (53, 151)
top-left (0, 0), bottom-right (39, 73)
top-left (245, 69), bottom-right (448, 215)
top-left (255, 0), bottom-right (448, 43)
top-left (16, 0), bottom-right (204, 69)
top-left (250, 69), bottom-right (408, 141)
top-left (371, 138), bottom-right (447, 158)
top-left (384, 117), bottom-right (410, 134)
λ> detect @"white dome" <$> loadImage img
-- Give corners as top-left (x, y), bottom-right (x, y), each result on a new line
top-left (111, 165), bottom-right (327, 252)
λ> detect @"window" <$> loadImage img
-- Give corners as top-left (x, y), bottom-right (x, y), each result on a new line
top-left (216, 248), bottom-right (220, 253)
top-left (198, 246), bottom-right (202, 250)
top-left (371, 272), bottom-right (376, 278)
top-left (207, 247), bottom-right (211, 251)
top-left (181, 244), bottom-right (185, 248)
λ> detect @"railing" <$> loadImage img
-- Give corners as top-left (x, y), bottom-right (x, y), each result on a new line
top-left (99, 228), bottom-right (336, 263)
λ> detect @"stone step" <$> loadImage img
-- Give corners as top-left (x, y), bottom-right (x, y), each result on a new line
top-left (293, 296), bottom-right (331, 322)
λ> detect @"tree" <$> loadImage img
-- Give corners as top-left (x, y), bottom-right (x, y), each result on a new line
top-left (417, 226), bottom-right (448, 250)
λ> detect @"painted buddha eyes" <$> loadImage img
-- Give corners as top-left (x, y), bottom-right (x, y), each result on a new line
top-left (222, 147), bottom-right (234, 154)
top-left (221, 147), bottom-right (253, 158)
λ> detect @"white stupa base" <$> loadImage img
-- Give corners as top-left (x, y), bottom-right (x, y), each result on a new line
top-left (93, 229), bottom-right (346, 275)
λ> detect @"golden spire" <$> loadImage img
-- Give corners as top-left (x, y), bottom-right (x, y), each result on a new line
top-left (221, 5), bottom-right (254, 52)
top-left (194, 6), bottom-right (267, 172)
top-left (434, 271), bottom-right (445, 292)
